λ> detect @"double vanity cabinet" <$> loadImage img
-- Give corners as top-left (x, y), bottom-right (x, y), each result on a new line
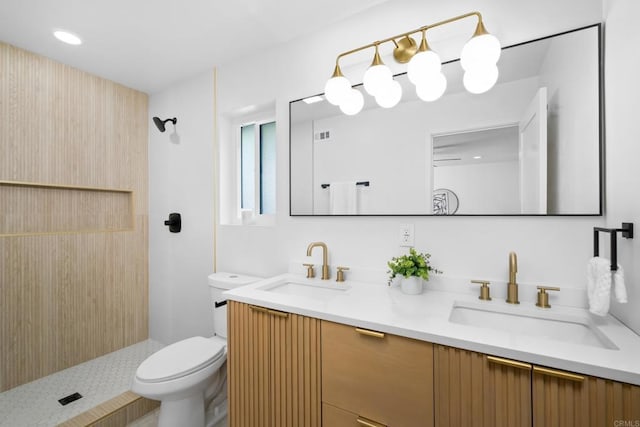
top-left (228, 300), bottom-right (640, 427)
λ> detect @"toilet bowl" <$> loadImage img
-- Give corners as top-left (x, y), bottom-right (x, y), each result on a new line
top-left (132, 273), bottom-right (262, 427)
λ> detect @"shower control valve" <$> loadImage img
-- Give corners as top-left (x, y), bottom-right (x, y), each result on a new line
top-left (164, 212), bottom-right (181, 233)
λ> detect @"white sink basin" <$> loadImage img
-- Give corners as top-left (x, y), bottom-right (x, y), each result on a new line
top-left (449, 301), bottom-right (618, 350)
top-left (257, 277), bottom-right (350, 301)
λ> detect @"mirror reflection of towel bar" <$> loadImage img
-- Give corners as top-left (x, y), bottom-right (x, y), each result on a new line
top-left (321, 181), bottom-right (370, 189)
top-left (593, 222), bottom-right (634, 271)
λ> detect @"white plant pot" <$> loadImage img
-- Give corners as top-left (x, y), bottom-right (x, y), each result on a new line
top-left (400, 276), bottom-right (424, 295)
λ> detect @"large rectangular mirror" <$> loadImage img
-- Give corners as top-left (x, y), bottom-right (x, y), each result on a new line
top-left (289, 24), bottom-right (602, 216)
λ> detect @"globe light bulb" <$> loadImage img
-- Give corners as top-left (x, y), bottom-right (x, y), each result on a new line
top-left (324, 76), bottom-right (352, 106)
top-left (339, 88), bottom-right (364, 115)
top-left (375, 80), bottom-right (402, 108)
top-left (460, 33), bottom-right (501, 71)
top-left (463, 64), bottom-right (499, 94)
top-left (407, 50), bottom-right (442, 86)
top-left (363, 64), bottom-right (393, 96)
top-left (416, 72), bottom-right (447, 102)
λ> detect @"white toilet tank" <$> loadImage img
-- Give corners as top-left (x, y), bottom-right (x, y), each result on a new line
top-left (208, 272), bottom-right (262, 338)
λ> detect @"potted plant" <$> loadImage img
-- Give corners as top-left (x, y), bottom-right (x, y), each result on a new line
top-left (387, 248), bottom-right (441, 294)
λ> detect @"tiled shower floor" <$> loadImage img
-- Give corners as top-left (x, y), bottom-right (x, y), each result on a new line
top-left (0, 339), bottom-right (164, 427)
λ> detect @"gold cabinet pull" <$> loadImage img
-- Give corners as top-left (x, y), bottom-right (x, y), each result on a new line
top-left (249, 305), bottom-right (289, 318)
top-left (355, 327), bottom-right (385, 339)
top-left (356, 416), bottom-right (387, 427)
top-left (249, 305), bottom-right (269, 314)
top-left (534, 366), bottom-right (584, 382)
top-left (486, 355), bottom-right (532, 370)
top-left (267, 308), bottom-right (289, 318)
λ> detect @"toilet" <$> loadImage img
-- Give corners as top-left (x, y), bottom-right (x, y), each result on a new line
top-left (132, 272), bottom-right (261, 427)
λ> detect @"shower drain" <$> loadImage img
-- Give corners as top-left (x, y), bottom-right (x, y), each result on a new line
top-left (58, 392), bottom-right (83, 406)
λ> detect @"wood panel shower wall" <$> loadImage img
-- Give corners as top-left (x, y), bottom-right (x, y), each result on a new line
top-left (0, 42), bottom-right (149, 392)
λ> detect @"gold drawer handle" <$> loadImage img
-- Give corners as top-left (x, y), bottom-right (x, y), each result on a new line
top-left (487, 355), bottom-right (532, 370)
top-left (267, 308), bottom-right (289, 318)
top-left (249, 305), bottom-right (289, 318)
top-left (355, 327), bottom-right (385, 339)
top-left (534, 366), bottom-right (584, 382)
top-left (357, 416), bottom-right (387, 427)
top-left (249, 305), bottom-right (269, 314)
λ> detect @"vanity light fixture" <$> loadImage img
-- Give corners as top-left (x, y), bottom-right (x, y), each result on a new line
top-left (324, 11), bottom-right (501, 115)
top-left (53, 30), bottom-right (82, 45)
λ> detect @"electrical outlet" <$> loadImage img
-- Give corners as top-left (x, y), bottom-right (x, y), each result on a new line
top-left (399, 223), bottom-right (414, 247)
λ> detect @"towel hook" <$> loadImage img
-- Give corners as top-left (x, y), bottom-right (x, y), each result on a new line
top-left (593, 222), bottom-right (633, 271)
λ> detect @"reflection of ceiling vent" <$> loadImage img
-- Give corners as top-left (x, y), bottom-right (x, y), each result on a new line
top-left (314, 129), bottom-right (332, 142)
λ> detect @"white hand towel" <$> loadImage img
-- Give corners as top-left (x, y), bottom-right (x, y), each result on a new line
top-left (614, 264), bottom-right (628, 304)
top-left (329, 181), bottom-right (357, 214)
top-left (587, 256), bottom-right (611, 316)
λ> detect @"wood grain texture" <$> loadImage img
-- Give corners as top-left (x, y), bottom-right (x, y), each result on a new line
top-left (58, 391), bottom-right (158, 427)
top-left (0, 181), bottom-right (134, 236)
top-left (433, 345), bottom-right (532, 427)
top-left (0, 41), bottom-right (148, 392)
top-left (227, 302), bottom-right (321, 427)
top-left (271, 309), bottom-right (321, 427)
top-left (533, 368), bottom-right (640, 427)
top-left (321, 320), bottom-right (434, 427)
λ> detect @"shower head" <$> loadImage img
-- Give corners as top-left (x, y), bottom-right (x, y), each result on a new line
top-left (153, 117), bottom-right (177, 132)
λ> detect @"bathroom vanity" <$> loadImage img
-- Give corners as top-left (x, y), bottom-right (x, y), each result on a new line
top-left (225, 274), bottom-right (640, 427)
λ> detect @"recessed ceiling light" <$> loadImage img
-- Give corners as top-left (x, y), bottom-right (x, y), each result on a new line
top-left (473, 155), bottom-right (482, 159)
top-left (303, 96), bottom-right (324, 104)
top-left (53, 30), bottom-right (82, 45)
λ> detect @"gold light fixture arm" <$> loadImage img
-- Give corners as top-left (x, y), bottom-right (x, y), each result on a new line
top-left (330, 63), bottom-right (344, 78)
top-left (332, 11), bottom-right (484, 67)
top-left (417, 30), bottom-right (429, 52)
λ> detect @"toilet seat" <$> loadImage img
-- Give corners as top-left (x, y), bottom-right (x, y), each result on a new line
top-left (136, 336), bottom-right (226, 383)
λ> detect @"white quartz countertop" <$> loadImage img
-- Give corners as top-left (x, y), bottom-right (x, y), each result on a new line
top-left (223, 273), bottom-right (640, 386)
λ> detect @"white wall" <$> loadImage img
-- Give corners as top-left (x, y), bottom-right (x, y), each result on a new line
top-left (149, 0), bottom-right (640, 341)
top-left (604, 0), bottom-right (640, 333)
top-left (215, 0), bottom-right (608, 312)
top-left (148, 71), bottom-right (215, 344)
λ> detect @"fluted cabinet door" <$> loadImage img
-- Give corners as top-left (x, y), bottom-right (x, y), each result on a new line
top-left (228, 301), bottom-right (271, 427)
top-left (227, 302), bottom-right (321, 427)
top-left (533, 367), bottom-right (640, 427)
top-left (271, 311), bottom-right (321, 427)
top-left (434, 345), bottom-right (532, 427)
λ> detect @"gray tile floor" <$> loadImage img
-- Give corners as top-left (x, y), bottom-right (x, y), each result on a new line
top-left (0, 339), bottom-right (164, 427)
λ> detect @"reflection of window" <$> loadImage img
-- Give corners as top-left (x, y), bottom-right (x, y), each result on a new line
top-left (240, 121), bottom-right (276, 215)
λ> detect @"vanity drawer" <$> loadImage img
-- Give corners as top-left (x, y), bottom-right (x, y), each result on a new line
top-left (321, 320), bottom-right (434, 427)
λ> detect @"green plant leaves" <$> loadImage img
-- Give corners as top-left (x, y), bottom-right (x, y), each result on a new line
top-left (387, 248), bottom-right (440, 283)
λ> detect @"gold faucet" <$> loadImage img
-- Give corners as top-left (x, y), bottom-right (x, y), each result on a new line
top-left (307, 242), bottom-right (330, 280)
top-left (506, 252), bottom-right (520, 304)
